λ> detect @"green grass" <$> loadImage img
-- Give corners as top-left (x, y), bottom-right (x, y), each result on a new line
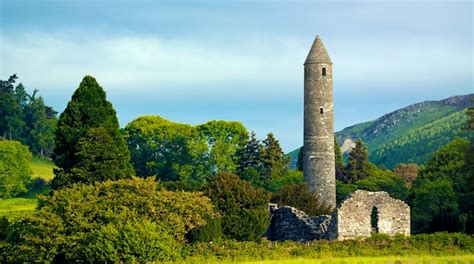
top-left (0, 197), bottom-right (38, 219)
top-left (0, 157), bottom-right (55, 219)
top-left (30, 157), bottom-right (55, 181)
top-left (181, 255), bottom-right (474, 264)
top-left (235, 255), bottom-right (474, 264)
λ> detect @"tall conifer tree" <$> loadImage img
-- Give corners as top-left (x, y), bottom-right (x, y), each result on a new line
top-left (334, 137), bottom-right (345, 180)
top-left (259, 133), bottom-right (289, 186)
top-left (344, 139), bottom-right (372, 183)
top-left (0, 75), bottom-right (23, 139)
top-left (52, 76), bottom-right (133, 189)
top-left (236, 131), bottom-right (261, 175)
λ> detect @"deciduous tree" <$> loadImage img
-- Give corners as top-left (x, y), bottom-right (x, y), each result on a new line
top-left (0, 140), bottom-right (32, 198)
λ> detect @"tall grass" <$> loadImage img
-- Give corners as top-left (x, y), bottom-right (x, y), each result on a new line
top-left (183, 233), bottom-right (474, 263)
top-left (229, 255), bottom-right (474, 264)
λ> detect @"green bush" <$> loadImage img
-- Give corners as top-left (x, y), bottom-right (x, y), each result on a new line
top-left (2, 177), bottom-right (215, 262)
top-left (188, 216), bottom-right (223, 243)
top-left (0, 140), bottom-right (32, 198)
top-left (81, 219), bottom-right (181, 263)
top-left (0, 217), bottom-right (8, 241)
top-left (205, 172), bottom-right (271, 241)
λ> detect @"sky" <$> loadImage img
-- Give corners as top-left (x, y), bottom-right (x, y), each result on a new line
top-left (0, 0), bottom-right (472, 152)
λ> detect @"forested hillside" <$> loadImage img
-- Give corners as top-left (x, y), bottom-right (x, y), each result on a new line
top-left (289, 94), bottom-right (473, 169)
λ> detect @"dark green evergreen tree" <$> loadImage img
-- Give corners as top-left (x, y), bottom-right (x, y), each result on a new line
top-left (52, 76), bottom-right (133, 189)
top-left (14, 83), bottom-right (29, 108)
top-left (204, 172), bottom-right (270, 241)
top-left (236, 131), bottom-right (264, 186)
top-left (0, 75), bottom-right (23, 139)
top-left (334, 137), bottom-right (345, 180)
top-left (22, 90), bottom-right (56, 156)
top-left (344, 139), bottom-right (372, 183)
top-left (236, 131), bottom-right (260, 173)
top-left (259, 133), bottom-right (289, 188)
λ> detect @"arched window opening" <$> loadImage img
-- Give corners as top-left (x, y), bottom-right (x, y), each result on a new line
top-left (370, 206), bottom-right (379, 233)
top-left (322, 67), bottom-right (326, 76)
top-left (320, 107), bottom-right (324, 114)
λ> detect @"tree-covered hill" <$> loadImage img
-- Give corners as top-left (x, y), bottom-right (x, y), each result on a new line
top-left (288, 94), bottom-right (473, 169)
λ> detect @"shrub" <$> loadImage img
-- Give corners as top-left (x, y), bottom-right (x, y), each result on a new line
top-left (188, 216), bottom-right (223, 243)
top-left (0, 217), bottom-right (8, 241)
top-left (0, 140), bottom-right (32, 198)
top-left (81, 219), bottom-right (181, 263)
top-left (205, 172), bottom-right (271, 241)
top-left (3, 177), bottom-right (215, 262)
top-left (271, 183), bottom-right (332, 216)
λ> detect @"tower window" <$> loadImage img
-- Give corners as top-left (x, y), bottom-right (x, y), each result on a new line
top-left (322, 67), bottom-right (326, 76)
top-left (320, 107), bottom-right (324, 114)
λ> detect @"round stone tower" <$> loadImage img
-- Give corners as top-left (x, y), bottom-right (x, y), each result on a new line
top-left (303, 35), bottom-right (336, 212)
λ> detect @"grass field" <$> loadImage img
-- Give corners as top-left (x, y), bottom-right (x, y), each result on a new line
top-left (30, 157), bottom-right (55, 181)
top-left (0, 158), bottom-right (55, 219)
top-left (188, 255), bottom-right (474, 264)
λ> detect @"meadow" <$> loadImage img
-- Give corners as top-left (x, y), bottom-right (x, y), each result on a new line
top-left (0, 158), bottom-right (54, 219)
top-left (190, 255), bottom-right (474, 264)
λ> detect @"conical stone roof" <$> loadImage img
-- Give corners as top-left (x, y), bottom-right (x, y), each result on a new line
top-left (304, 35), bottom-right (332, 65)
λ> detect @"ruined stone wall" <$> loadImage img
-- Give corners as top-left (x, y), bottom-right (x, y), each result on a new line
top-left (265, 206), bottom-right (336, 241)
top-left (336, 190), bottom-right (410, 240)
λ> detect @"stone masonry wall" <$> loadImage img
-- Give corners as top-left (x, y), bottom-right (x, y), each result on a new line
top-left (265, 206), bottom-right (337, 241)
top-left (336, 190), bottom-right (410, 240)
top-left (265, 191), bottom-right (410, 242)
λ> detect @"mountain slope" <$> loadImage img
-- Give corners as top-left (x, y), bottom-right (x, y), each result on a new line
top-left (288, 94), bottom-right (473, 169)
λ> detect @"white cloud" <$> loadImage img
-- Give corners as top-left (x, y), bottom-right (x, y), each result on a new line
top-left (0, 32), bottom-right (471, 98)
top-left (0, 32), bottom-right (304, 94)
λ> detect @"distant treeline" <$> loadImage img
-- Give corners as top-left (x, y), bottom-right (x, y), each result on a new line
top-left (0, 75), bottom-right (57, 157)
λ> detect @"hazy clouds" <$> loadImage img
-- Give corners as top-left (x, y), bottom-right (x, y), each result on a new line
top-left (1, 1), bottom-right (472, 151)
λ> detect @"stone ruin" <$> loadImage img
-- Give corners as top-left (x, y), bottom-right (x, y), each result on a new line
top-left (265, 206), bottom-right (337, 241)
top-left (265, 190), bottom-right (410, 241)
top-left (337, 190), bottom-right (410, 240)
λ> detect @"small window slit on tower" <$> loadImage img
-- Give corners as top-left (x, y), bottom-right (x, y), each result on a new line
top-left (320, 107), bottom-right (324, 114)
top-left (322, 67), bottom-right (326, 76)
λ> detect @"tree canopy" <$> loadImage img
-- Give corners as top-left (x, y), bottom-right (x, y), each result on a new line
top-left (0, 140), bottom-right (32, 198)
top-left (0, 75), bottom-right (57, 157)
top-left (52, 76), bottom-right (133, 189)
top-left (411, 138), bottom-right (472, 233)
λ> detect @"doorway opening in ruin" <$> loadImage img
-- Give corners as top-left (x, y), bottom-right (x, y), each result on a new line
top-left (370, 206), bottom-right (379, 233)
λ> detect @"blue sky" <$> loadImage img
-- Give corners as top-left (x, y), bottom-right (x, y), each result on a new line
top-left (0, 0), bottom-right (472, 152)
